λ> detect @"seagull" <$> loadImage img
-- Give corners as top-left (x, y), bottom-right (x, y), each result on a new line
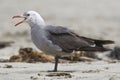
top-left (13, 11), bottom-right (114, 72)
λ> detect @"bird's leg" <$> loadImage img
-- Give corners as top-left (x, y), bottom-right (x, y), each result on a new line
top-left (53, 55), bottom-right (59, 72)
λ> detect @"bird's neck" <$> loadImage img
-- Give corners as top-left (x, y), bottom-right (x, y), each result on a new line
top-left (29, 17), bottom-right (46, 29)
top-left (29, 22), bottom-right (45, 28)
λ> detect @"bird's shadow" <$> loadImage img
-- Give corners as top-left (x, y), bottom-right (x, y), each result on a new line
top-left (38, 70), bottom-right (74, 78)
top-left (39, 70), bottom-right (75, 73)
top-left (47, 70), bottom-right (75, 73)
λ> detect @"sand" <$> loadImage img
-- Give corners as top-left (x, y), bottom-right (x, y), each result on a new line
top-left (0, 61), bottom-right (120, 80)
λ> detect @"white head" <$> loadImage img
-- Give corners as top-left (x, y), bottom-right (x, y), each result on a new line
top-left (13, 11), bottom-right (45, 27)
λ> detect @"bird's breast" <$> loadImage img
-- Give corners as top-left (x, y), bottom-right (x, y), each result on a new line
top-left (31, 28), bottom-right (62, 56)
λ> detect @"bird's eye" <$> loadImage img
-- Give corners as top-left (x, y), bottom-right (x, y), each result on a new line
top-left (27, 14), bottom-right (30, 16)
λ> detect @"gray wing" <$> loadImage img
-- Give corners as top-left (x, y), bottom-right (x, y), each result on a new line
top-left (45, 25), bottom-right (114, 52)
top-left (44, 25), bottom-right (94, 53)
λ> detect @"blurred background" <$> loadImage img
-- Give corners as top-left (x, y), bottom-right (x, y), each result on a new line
top-left (0, 0), bottom-right (119, 59)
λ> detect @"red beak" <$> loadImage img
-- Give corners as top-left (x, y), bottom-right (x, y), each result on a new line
top-left (12, 15), bottom-right (26, 26)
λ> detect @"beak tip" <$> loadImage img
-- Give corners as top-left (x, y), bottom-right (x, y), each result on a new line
top-left (12, 16), bottom-right (17, 19)
top-left (12, 16), bottom-right (14, 19)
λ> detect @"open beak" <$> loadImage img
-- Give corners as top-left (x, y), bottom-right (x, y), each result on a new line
top-left (12, 15), bottom-right (27, 26)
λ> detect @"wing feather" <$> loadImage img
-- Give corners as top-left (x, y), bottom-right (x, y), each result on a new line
top-left (45, 25), bottom-right (91, 53)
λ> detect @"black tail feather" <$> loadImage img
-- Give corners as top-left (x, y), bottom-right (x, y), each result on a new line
top-left (94, 40), bottom-right (114, 47)
top-left (77, 46), bottom-right (112, 52)
top-left (94, 40), bottom-right (114, 45)
top-left (80, 36), bottom-right (114, 47)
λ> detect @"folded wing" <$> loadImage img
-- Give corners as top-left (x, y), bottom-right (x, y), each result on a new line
top-left (45, 25), bottom-right (114, 53)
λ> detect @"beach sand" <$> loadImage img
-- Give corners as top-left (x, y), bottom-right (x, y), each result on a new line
top-left (0, 61), bottom-right (120, 80)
